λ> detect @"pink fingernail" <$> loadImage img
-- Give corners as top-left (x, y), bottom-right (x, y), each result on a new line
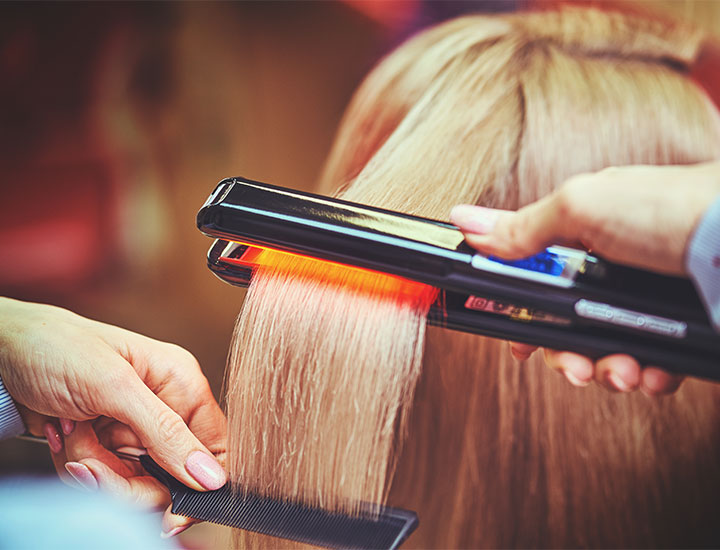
top-left (563, 369), bottom-right (591, 387)
top-left (160, 525), bottom-right (190, 539)
top-left (185, 451), bottom-right (226, 490)
top-left (607, 371), bottom-right (631, 392)
top-left (59, 418), bottom-right (75, 436)
top-left (512, 349), bottom-right (532, 361)
top-left (65, 462), bottom-right (99, 491)
top-left (43, 423), bottom-right (63, 453)
top-left (450, 205), bottom-right (499, 234)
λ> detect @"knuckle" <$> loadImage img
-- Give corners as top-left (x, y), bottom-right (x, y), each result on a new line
top-left (164, 344), bottom-right (212, 393)
top-left (165, 343), bottom-right (200, 371)
top-left (556, 177), bottom-right (590, 226)
top-left (556, 181), bottom-right (578, 216)
top-left (508, 217), bottom-right (530, 256)
top-left (91, 366), bottom-right (135, 417)
top-left (155, 408), bottom-right (187, 443)
top-left (506, 210), bottom-right (539, 257)
top-left (103, 364), bottom-right (134, 387)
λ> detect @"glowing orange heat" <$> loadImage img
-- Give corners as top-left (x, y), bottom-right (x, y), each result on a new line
top-left (222, 242), bottom-right (438, 304)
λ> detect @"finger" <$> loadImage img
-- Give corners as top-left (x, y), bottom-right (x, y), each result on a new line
top-left (543, 349), bottom-right (594, 387)
top-left (59, 418), bottom-right (76, 436)
top-left (161, 504), bottom-right (195, 539)
top-left (64, 460), bottom-right (99, 491)
top-left (595, 354), bottom-right (641, 393)
top-left (45, 426), bottom-right (73, 486)
top-left (640, 367), bottom-right (684, 396)
top-left (64, 421), bottom-right (135, 477)
top-left (449, 205), bottom-right (505, 235)
top-left (451, 194), bottom-right (577, 259)
top-left (16, 404), bottom-right (52, 436)
top-left (64, 423), bottom-right (161, 504)
top-left (43, 423), bottom-right (82, 490)
top-left (100, 330), bottom-right (228, 459)
top-left (510, 342), bottom-right (538, 361)
top-left (93, 331), bottom-right (227, 486)
top-left (67, 457), bottom-right (170, 509)
top-left (124, 340), bottom-right (228, 459)
top-left (50, 449), bottom-right (75, 486)
top-left (95, 421), bottom-right (144, 451)
top-left (42, 421), bottom-right (64, 455)
top-left (91, 416), bottom-right (116, 431)
top-left (104, 372), bottom-right (226, 491)
top-left (35, 417), bottom-right (72, 486)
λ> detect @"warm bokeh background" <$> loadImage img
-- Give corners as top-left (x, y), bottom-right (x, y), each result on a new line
top-left (0, 1), bottom-right (717, 547)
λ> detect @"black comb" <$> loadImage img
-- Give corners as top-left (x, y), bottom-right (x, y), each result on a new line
top-left (21, 436), bottom-right (418, 549)
top-left (140, 455), bottom-right (418, 549)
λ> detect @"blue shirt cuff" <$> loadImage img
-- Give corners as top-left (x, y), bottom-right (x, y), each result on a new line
top-left (0, 375), bottom-right (25, 440)
top-left (686, 194), bottom-right (720, 332)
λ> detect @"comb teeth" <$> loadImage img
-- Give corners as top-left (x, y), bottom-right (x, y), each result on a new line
top-left (138, 450), bottom-right (419, 549)
top-left (172, 485), bottom-right (418, 550)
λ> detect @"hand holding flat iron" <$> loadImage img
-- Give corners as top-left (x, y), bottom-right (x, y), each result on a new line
top-left (451, 162), bottom-right (720, 395)
top-left (0, 297), bottom-right (227, 538)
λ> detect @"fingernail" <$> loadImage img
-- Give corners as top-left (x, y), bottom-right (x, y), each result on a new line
top-left (59, 418), bottom-right (75, 436)
top-left (185, 451), bottom-right (226, 490)
top-left (606, 370), bottom-right (631, 392)
top-left (160, 525), bottom-right (190, 539)
top-left (563, 369), bottom-right (591, 387)
top-left (65, 462), bottom-right (99, 491)
top-left (450, 205), bottom-right (499, 234)
top-left (640, 380), bottom-right (659, 397)
top-left (43, 423), bottom-right (63, 453)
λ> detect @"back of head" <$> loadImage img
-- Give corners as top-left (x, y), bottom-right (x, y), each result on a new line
top-left (224, 7), bottom-right (720, 549)
top-left (321, 6), bottom-right (719, 211)
top-left (315, 6), bottom-right (720, 548)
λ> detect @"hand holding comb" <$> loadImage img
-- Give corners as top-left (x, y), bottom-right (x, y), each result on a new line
top-left (19, 434), bottom-right (419, 549)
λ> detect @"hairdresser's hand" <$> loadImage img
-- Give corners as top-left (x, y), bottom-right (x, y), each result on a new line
top-left (450, 162), bottom-right (720, 395)
top-left (0, 297), bottom-right (227, 538)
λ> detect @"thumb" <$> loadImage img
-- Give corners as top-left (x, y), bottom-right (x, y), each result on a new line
top-left (104, 373), bottom-right (227, 492)
top-left (450, 195), bottom-right (572, 259)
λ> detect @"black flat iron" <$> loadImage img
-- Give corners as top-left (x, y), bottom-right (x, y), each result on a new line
top-left (198, 177), bottom-right (720, 382)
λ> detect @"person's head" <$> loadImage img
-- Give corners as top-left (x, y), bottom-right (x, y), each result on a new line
top-left (320, 6), bottom-right (720, 216)
top-left (229, 7), bottom-right (720, 549)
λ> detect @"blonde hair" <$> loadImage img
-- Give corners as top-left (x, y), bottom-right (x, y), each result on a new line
top-left (226, 6), bottom-right (720, 548)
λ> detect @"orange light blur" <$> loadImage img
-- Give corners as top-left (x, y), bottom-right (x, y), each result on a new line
top-left (222, 242), bottom-right (439, 304)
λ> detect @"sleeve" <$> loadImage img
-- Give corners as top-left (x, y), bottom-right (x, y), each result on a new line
top-left (0, 374), bottom-right (25, 440)
top-left (686, 194), bottom-right (720, 332)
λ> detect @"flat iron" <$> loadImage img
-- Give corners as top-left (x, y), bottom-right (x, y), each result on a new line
top-left (198, 177), bottom-right (720, 382)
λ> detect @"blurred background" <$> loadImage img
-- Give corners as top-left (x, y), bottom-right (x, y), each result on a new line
top-left (0, 0), bottom-right (717, 547)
